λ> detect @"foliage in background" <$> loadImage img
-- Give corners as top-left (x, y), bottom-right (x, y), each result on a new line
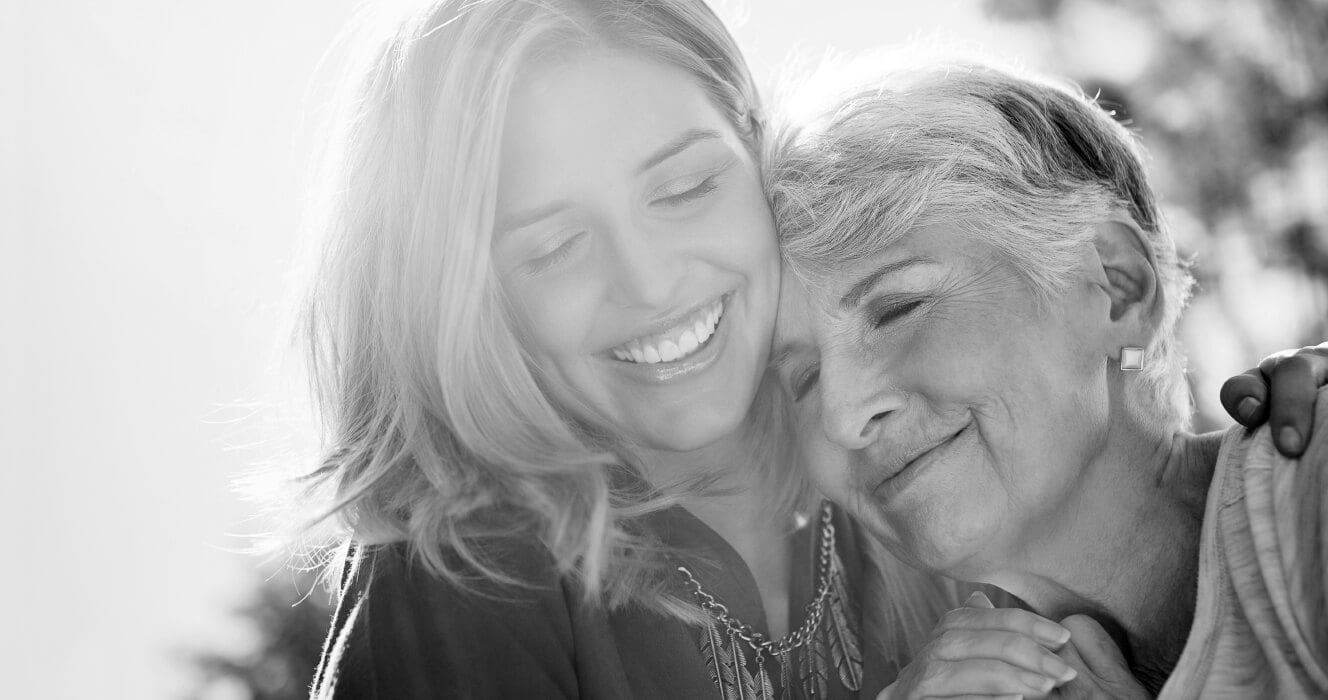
top-left (184, 569), bottom-right (331, 700)
top-left (986, 0), bottom-right (1328, 428)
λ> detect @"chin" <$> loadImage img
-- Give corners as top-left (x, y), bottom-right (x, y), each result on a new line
top-left (638, 403), bottom-right (748, 452)
top-left (907, 518), bottom-right (995, 579)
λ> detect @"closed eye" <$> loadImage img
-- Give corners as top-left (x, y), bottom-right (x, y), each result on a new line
top-left (653, 173), bottom-right (721, 208)
top-left (526, 231), bottom-right (586, 273)
top-left (793, 364), bottom-right (820, 402)
top-left (873, 299), bottom-right (925, 329)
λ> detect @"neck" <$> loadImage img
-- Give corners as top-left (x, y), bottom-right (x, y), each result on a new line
top-left (981, 422), bottom-right (1221, 690)
top-left (634, 417), bottom-right (799, 637)
top-left (635, 420), bottom-right (765, 495)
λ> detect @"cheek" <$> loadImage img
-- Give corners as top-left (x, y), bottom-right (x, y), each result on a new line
top-left (712, 168), bottom-right (780, 278)
top-left (895, 315), bottom-right (1004, 407)
top-left (794, 401), bottom-right (858, 498)
top-left (796, 405), bottom-right (833, 483)
top-left (948, 314), bottom-right (1106, 514)
top-left (505, 276), bottom-right (598, 367)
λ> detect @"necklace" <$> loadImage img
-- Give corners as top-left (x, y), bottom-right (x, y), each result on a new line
top-left (676, 502), bottom-right (864, 699)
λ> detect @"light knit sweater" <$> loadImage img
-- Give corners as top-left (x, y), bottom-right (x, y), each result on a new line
top-left (1160, 389), bottom-right (1328, 698)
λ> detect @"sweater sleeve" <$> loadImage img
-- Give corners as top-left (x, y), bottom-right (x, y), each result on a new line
top-left (1250, 387), bottom-right (1328, 689)
top-left (311, 541), bottom-right (581, 700)
top-left (1274, 387), bottom-right (1328, 680)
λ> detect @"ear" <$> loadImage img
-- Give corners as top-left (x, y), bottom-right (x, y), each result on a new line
top-left (1090, 218), bottom-right (1163, 346)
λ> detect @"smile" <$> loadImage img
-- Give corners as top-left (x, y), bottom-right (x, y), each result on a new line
top-left (609, 297), bottom-right (724, 365)
top-left (873, 422), bottom-right (971, 501)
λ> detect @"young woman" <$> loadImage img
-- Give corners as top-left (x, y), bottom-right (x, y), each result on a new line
top-left (302, 2), bottom-right (946, 697)
top-left (292, 1), bottom-right (1313, 697)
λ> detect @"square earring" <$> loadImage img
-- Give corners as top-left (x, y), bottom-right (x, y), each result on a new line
top-left (1120, 347), bottom-right (1145, 371)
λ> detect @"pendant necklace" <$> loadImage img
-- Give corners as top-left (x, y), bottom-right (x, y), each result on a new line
top-left (676, 502), bottom-right (864, 699)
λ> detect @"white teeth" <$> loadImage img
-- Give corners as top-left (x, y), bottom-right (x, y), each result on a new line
top-left (610, 297), bottom-right (725, 365)
top-left (678, 330), bottom-right (698, 354)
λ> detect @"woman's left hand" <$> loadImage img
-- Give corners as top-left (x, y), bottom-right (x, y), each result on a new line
top-left (1220, 342), bottom-right (1328, 458)
top-left (1048, 615), bottom-right (1148, 699)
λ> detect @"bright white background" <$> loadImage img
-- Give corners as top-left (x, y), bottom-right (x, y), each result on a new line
top-left (4, 1), bottom-right (1314, 698)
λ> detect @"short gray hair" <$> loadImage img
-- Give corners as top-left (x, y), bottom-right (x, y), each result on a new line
top-left (768, 59), bottom-right (1194, 430)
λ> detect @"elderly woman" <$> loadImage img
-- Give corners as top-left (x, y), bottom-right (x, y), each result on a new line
top-left (768, 61), bottom-right (1328, 698)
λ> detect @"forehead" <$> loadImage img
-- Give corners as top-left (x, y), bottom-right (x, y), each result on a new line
top-left (498, 48), bottom-right (734, 183)
top-left (774, 224), bottom-right (990, 346)
top-left (792, 223), bottom-right (992, 294)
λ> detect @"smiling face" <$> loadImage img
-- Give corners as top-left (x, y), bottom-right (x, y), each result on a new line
top-left (774, 224), bottom-right (1113, 577)
top-left (491, 48), bottom-right (779, 452)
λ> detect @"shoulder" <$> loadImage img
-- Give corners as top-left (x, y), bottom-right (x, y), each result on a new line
top-left (312, 537), bottom-right (582, 699)
top-left (1227, 387), bottom-right (1328, 518)
top-left (1217, 387), bottom-right (1328, 685)
top-left (1219, 387), bottom-right (1328, 499)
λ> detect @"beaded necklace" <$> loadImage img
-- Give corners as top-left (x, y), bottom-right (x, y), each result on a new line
top-left (676, 503), bottom-right (864, 699)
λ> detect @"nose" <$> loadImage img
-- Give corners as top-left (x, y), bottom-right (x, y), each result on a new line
top-left (604, 222), bottom-right (685, 308)
top-left (819, 346), bottom-right (905, 451)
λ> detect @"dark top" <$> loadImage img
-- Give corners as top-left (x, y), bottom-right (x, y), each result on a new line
top-left (311, 504), bottom-right (897, 699)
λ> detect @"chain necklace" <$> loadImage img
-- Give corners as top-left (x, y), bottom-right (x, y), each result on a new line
top-left (676, 502), bottom-right (864, 699)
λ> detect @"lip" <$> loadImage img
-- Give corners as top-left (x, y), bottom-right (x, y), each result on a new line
top-left (598, 293), bottom-right (734, 385)
top-left (601, 293), bottom-right (729, 352)
top-left (872, 422), bottom-right (971, 502)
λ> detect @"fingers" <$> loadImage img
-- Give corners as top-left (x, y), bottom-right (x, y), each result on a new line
top-left (1220, 343), bottom-right (1328, 457)
top-left (1264, 346), bottom-right (1328, 458)
top-left (1220, 369), bottom-right (1269, 427)
top-left (930, 628), bottom-right (1078, 682)
top-left (910, 658), bottom-right (1063, 698)
top-left (938, 606), bottom-right (1072, 649)
top-left (1058, 615), bottom-right (1128, 680)
top-left (1057, 615), bottom-right (1152, 699)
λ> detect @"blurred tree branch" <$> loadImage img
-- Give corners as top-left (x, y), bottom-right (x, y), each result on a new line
top-left (183, 569), bottom-right (331, 700)
top-left (987, 0), bottom-right (1328, 427)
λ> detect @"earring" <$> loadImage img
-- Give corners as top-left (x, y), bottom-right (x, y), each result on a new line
top-left (1119, 347), bottom-right (1144, 371)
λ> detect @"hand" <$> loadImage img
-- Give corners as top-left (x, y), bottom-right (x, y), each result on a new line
top-left (877, 591), bottom-right (1078, 700)
top-left (1220, 342), bottom-right (1328, 458)
top-left (1048, 615), bottom-right (1148, 699)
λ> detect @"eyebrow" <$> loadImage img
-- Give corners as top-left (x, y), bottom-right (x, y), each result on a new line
top-left (496, 129), bottom-right (723, 238)
top-left (769, 345), bottom-right (796, 370)
top-left (839, 256), bottom-right (935, 311)
top-left (635, 128), bottom-right (724, 175)
top-left (495, 200), bottom-right (573, 239)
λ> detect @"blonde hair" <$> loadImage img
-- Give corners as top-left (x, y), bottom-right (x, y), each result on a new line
top-left (768, 58), bottom-right (1195, 431)
top-left (296, 0), bottom-right (803, 619)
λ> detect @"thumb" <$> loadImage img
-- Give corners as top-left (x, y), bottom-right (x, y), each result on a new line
top-left (1059, 615), bottom-right (1132, 683)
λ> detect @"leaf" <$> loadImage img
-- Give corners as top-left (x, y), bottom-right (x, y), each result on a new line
top-left (828, 585), bottom-right (863, 691)
top-left (800, 637), bottom-right (830, 699)
top-left (756, 655), bottom-right (776, 700)
top-left (700, 622), bottom-right (738, 700)
top-left (811, 633), bottom-right (830, 698)
top-left (829, 544), bottom-right (855, 617)
top-left (778, 649), bottom-right (793, 700)
top-left (826, 531), bottom-right (864, 691)
top-left (730, 631), bottom-right (759, 700)
top-left (798, 644), bottom-right (811, 698)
